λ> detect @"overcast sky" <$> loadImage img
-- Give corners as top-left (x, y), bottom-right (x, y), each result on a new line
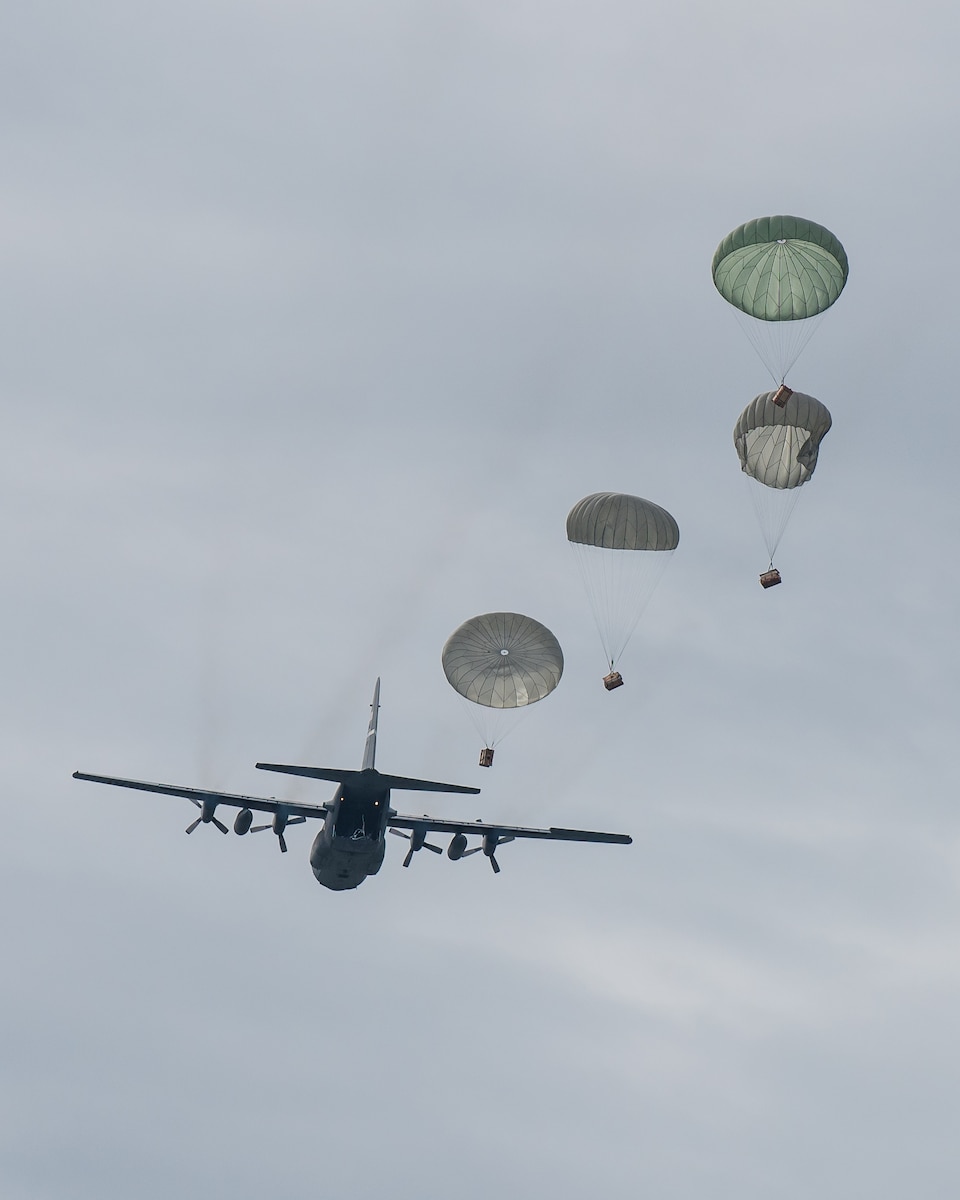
top-left (2, 2), bottom-right (959, 1197)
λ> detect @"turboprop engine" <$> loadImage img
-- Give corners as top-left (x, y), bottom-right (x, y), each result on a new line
top-left (447, 833), bottom-right (469, 860)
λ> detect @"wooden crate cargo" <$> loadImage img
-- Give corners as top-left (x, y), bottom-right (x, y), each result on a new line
top-left (771, 383), bottom-right (794, 408)
top-left (603, 671), bottom-right (624, 691)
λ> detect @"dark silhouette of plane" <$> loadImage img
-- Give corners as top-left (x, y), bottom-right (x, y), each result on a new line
top-left (74, 679), bottom-right (631, 891)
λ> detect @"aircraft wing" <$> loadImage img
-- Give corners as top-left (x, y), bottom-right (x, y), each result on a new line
top-left (72, 772), bottom-right (332, 821)
top-left (388, 813), bottom-right (632, 844)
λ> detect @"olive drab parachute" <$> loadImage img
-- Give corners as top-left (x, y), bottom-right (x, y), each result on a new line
top-left (566, 493), bottom-right (679, 687)
top-left (442, 612), bottom-right (563, 765)
top-left (713, 215), bottom-right (849, 384)
top-left (733, 389), bottom-right (832, 584)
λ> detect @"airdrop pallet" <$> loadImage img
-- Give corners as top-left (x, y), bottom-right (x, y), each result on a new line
top-left (771, 383), bottom-right (794, 408)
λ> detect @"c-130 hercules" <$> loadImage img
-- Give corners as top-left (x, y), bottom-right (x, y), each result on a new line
top-left (74, 680), bottom-right (631, 891)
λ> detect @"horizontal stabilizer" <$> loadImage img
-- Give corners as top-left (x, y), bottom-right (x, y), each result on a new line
top-left (255, 763), bottom-right (480, 796)
top-left (376, 773), bottom-right (481, 795)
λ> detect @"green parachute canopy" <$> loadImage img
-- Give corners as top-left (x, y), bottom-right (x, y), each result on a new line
top-left (712, 215), bottom-right (848, 322)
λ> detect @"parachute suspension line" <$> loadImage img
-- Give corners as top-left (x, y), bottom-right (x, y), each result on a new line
top-left (459, 693), bottom-right (530, 751)
top-left (729, 308), bottom-right (780, 387)
top-left (571, 543), bottom-right (618, 667)
top-left (744, 474), bottom-right (804, 562)
top-left (571, 542), bottom-right (671, 669)
top-left (730, 310), bottom-right (827, 386)
top-left (777, 310), bottom-right (826, 382)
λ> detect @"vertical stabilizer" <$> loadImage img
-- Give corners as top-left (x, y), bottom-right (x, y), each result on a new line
top-left (362, 679), bottom-right (380, 770)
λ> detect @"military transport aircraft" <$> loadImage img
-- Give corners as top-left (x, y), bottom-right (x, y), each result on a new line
top-left (73, 680), bottom-right (632, 891)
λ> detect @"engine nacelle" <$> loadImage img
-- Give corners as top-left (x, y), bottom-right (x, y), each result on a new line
top-left (447, 833), bottom-right (468, 861)
top-left (234, 808), bottom-right (253, 836)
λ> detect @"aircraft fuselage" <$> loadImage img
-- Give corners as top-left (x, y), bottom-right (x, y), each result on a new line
top-left (309, 780), bottom-right (391, 891)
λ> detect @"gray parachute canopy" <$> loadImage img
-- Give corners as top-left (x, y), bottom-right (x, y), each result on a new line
top-left (712, 215), bottom-right (849, 322)
top-left (566, 492), bottom-right (679, 671)
top-left (566, 492), bottom-right (680, 551)
top-left (442, 612), bottom-right (563, 709)
top-left (734, 390), bottom-right (832, 490)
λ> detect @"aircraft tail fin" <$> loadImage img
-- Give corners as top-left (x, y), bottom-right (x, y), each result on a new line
top-left (362, 678), bottom-right (380, 770)
top-left (255, 678), bottom-right (481, 796)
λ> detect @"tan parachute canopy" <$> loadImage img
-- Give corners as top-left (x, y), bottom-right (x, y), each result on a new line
top-left (442, 612), bottom-right (563, 761)
top-left (565, 492), bottom-right (679, 551)
top-left (734, 389), bottom-right (832, 571)
top-left (442, 612), bottom-right (563, 710)
top-left (566, 493), bottom-right (679, 678)
top-left (734, 390), bottom-right (832, 490)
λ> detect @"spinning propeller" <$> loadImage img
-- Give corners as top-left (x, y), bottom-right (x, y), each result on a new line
top-left (185, 797), bottom-right (228, 835)
top-left (231, 806), bottom-right (305, 853)
top-left (446, 831), bottom-right (516, 872)
top-left (480, 832), bottom-right (515, 874)
top-left (249, 810), bottom-right (306, 853)
top-left (390, 826), bottom-right (443, 867)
